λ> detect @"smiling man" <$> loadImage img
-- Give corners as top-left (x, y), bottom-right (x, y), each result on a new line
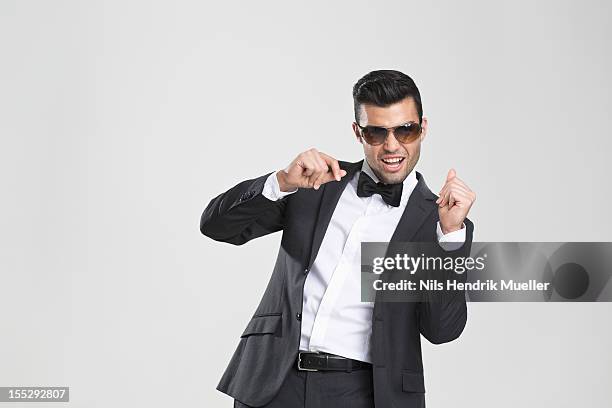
top-left (200, 70), bottom-right (476, 408)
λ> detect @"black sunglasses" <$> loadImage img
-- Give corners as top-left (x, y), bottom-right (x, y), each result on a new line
top-left (356, 121), bottom-right (422, 146)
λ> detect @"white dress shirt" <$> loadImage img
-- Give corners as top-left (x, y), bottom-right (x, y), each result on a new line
top-left (262, 160), bottom-right (465, 363)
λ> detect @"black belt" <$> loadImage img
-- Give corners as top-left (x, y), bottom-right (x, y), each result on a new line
top-left (297, 351), bottom-right (372, 372)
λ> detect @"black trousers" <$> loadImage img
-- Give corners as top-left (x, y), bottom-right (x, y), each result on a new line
top-left (234, 360), bottom-right (375, 408)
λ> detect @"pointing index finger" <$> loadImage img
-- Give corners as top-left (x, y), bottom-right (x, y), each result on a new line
top-left (319, 152), bottom-right (343, 181)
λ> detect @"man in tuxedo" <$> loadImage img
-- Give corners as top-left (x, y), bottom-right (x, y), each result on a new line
top-left (200, 70), bottom-right (476, 408)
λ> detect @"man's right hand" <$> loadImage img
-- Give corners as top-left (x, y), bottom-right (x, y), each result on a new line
top-left (277, 148), bottom-right (347, 192)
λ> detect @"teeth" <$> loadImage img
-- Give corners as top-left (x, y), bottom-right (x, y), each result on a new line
top-left (382, 157), bottom-right (403, 164)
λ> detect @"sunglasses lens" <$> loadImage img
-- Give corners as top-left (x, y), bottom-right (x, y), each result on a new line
top-left (362, 126), bottom-right (387, 145)
top-left (394, 123), bottom-right (421, 142)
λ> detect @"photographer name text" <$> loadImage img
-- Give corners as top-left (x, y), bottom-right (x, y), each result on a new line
top-left (373, 279), bottom-right (551, 292)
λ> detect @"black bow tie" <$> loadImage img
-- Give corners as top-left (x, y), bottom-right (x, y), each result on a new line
top-left (356, 171), bottom-right (403, 207)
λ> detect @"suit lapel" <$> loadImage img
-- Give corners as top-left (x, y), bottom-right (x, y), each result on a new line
top-left (389, 172), bottom-right (437, 243)
top-left (375, 172), bottom-right (438, 311)
top-left (307, 160), bottom-right (363, 269)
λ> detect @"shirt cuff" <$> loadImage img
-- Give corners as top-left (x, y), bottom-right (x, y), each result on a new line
top-left (436, 222), bottom-right (466, 251)
top-left (262, 171), bottom-right (298, 201)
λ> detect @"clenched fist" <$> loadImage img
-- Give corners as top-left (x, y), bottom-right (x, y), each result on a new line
top-left (436, 169), bottom-right (476, 234)
top-left (277, 148), bottom-right (347, 192)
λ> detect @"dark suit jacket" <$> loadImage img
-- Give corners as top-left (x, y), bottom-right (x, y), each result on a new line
top-left (200, 159), bottom-right (474, 408)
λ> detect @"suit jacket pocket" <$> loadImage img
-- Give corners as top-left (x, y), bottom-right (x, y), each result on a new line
top-left (402, 371), bottom-right (425, 393)
top-left (240, 314), bottom-right (282, 337)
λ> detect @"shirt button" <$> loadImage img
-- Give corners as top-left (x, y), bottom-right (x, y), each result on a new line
top-left (296, 313), bottom-right (302, 321)
top-left (303, 268), bottom-right (309, 275)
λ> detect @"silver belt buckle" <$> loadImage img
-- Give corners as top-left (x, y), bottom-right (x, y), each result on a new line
top-left (297, 352), bottom-right (319, 371)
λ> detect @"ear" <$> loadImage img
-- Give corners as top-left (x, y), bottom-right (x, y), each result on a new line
top-left (352, 122), bottom-right (363, 144)
top-left (419, 116), bottom-right (428, 142)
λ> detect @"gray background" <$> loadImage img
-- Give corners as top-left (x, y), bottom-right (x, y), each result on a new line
top-left (1, 0), bottom-right (611, 407)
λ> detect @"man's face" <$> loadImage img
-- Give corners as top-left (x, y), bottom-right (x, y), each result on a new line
top-left (352, 97), bottom-right (428, 185)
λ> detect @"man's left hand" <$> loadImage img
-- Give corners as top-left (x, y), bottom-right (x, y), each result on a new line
top-left (436, 169), bottom-right (476, 234)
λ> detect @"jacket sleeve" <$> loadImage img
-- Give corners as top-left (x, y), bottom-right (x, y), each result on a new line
top-left (200, 172), bottom-right (288, 245)
top-left (417, 217), bottom-right (474, 344)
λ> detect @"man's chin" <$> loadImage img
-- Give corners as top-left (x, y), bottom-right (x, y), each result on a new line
top-left (370, 163), bottom-right (411, 185)
top-left (379, 172), bottom-right (408, 185)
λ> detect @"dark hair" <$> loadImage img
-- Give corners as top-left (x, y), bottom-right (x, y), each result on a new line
top-left (352, 70), bottom-right (423, 125)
